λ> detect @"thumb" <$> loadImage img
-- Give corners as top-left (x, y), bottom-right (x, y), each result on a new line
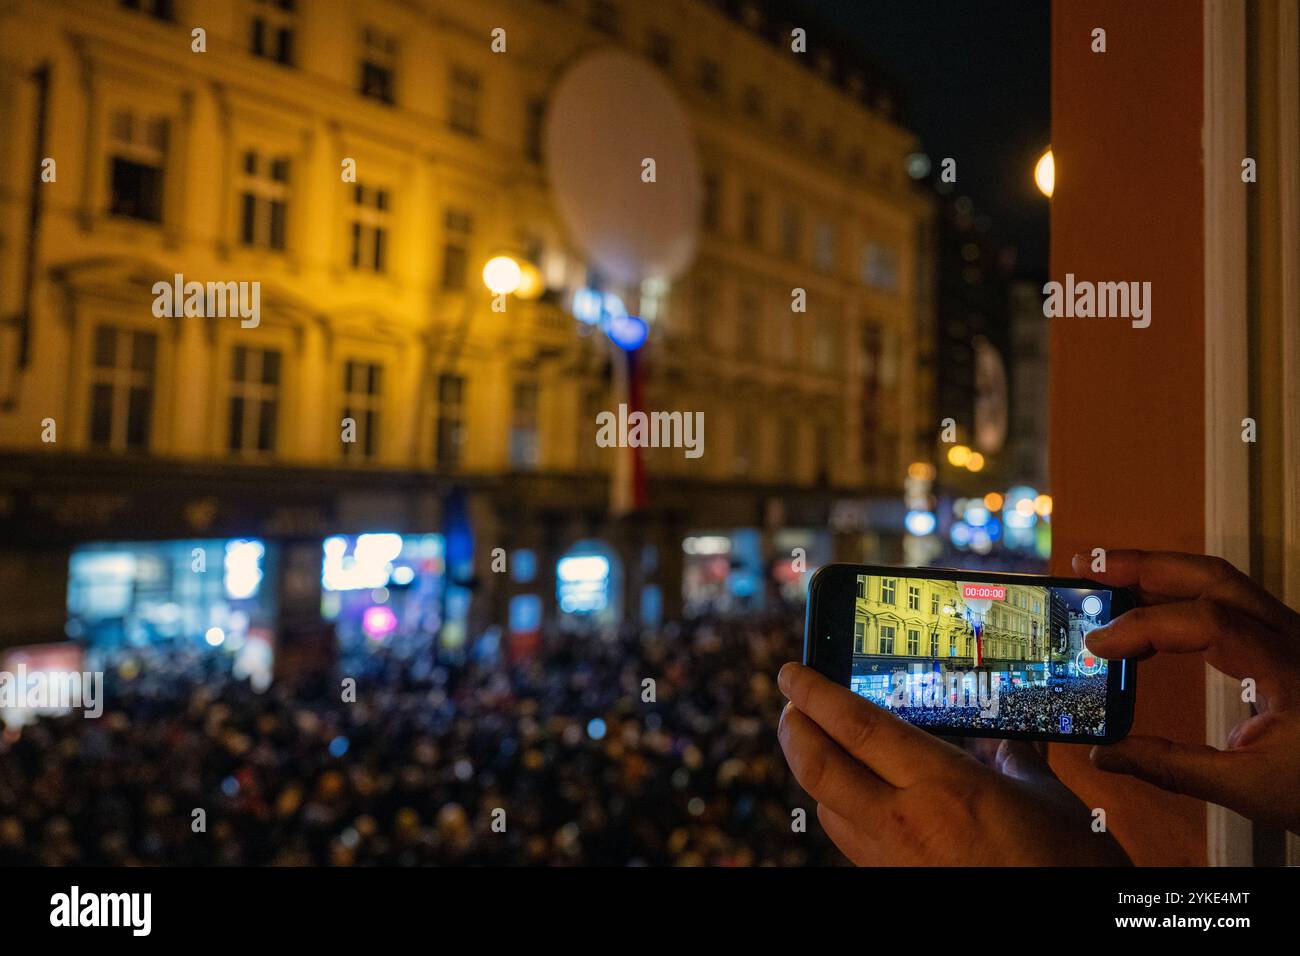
top-left (1090, 735), bottom-right (1237, 802)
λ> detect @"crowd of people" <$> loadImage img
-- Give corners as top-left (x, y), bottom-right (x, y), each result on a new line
top-left (0, 612), bottom-right (843, 866)
top-left (870, 674), bottom-right (1109, 735)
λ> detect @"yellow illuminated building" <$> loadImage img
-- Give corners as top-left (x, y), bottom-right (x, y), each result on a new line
top-left (854, 575), bottom-right (1049, 665)
top-left (0, 0), bottom-right (933, 641)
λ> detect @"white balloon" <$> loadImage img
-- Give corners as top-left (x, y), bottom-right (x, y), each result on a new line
top-left (545, 50), bottom-right (702, 285)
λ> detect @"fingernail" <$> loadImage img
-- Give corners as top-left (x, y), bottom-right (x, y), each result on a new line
top-left (1091, 746), bottom-right (1128, 772)
top-left (777, 663), bottom-right (795, 695)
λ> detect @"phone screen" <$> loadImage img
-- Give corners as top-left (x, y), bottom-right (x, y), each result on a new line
top-left (845, 573), bottom-right (1122, 738)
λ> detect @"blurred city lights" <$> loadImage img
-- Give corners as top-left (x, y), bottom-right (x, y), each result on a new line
top-left (1034, 493), bottom-right (1054, 516)
top-left (606, 311), bottom-right (649, 351)
top-left (204, 627), bottom-right (225, 647)
top-left (482, 255), bottom-right (523, 294)
top-left (223, 539), bottom-right (265, 599)
top-left (907, 461), bottom-right (936, 482)
top-left (965, 451), bottom-right (985, 472)
top-left (1035, 147), bottom-right (1055, 198)
top-left (905, 152), bottom-right (931, 179)
top-left (361, 604), bottom-right (398, 639)
top-left (983, 492), bottom-right (1004, 511)
top-left (586, 718), bottom-right (607, 740)
top-left (904, 510), bottom-right (937, 536)
top-left (947, 444), bottom-right (972, 467)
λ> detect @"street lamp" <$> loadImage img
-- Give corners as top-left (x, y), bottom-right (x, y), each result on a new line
top-left (1035, 148), bottom-right (1055, 198)
top-left (482, 255), bottom-right (524, 295)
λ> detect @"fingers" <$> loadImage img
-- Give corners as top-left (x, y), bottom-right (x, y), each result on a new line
top-left (811, 806), bottom-right (883, 868)
top-left (777, 701), bottom-right (894, 822)
top-left (994, 739), bottom-right (1055, 785)
top-left (1089, 735), bottom-right (1248, 806)
top-left (778, 662), bottom-right (962, 787)
top-left (1083, 599), bottom-right (1278, 680)
top-left (1071, 550), bottom-right (1295, 632)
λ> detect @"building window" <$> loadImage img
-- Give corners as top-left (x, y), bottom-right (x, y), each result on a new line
top-left (881, 578), bottom-right (896, 605)
top-left (693, 277), bottom-right (715, 349)
top-left (250, 0), bottom-right (296, 67)
top-left (853, 620), bottom-right (866, 654)
top-left (89, 327), bottom-right (156, 452)
top-left (814, 423), bottom-right (831, 484)
top-left (359, 27), bottom-right (398, 105)
top-left (341, 360), bottom-right (382, 460)
top-left (814, 220), bottom-right (836, 271)
top-left (907, 628), bottom-right (920, 656)
top-left (524, 98), bottom-right (545, 162)
top-left (108, 110), bottom-right (167, 223)
top-left (696, 58), bottom-right (721, 95)
top-left (579, 384), bottom-right (605, 470)
top-left (702, 171), bottom-right (722, 233)
top-left (930, 592), bottom-right (940, 615)
top-left (119, 0), bottom-right (174, 21)
top-left (908, 585), bottom-right (920, 611)
top-left (779, 203), bottom-right (802, 259)
top-left (239, 151), bottom-right (290, 251)
top-left (781, 107), bottom-right (804, 141)
top-left (879, 625), bottom-right (895, 655)
top-left (813, 317), bottom-right (836, 371)
top-left (510, 379), bottom-right (540, 469)
top-left (441, 209), bottom-right (474, 290)
top-left (449, 66), bottom-right (482, 136)
top-left (646, 30), bottom-right (673, 68)
top-left (733, 414), bottom-right (754, 476)
top-left (856, 577), bottom-right (867, 599)
top-left (736, 289), bottom-right (760, 361)
top-left (588, 0), bottom-right (620, 35)
top-left (228, 346), bottom-right (281, 455)
top-left (349, 184), bottom-right (389, 273)
top-left (816, 127), bottom-right (836, 161)
top-left (862, 242), bottom-right (899, 290)
top-left (930, 632), bottom-right (939, 657)
top-left (436, 374), bottom-right (466, 469)
top-left (742, 189), bottom-right (762, 246)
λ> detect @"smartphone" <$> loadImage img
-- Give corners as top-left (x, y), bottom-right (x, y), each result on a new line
top-left (804, 564), bottom-right (1137, 743)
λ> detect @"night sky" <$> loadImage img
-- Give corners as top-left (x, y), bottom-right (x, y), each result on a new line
top-left (784, 0), bottom-right (1052, 276)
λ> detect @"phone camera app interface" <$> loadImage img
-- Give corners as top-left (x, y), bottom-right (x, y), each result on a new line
top-left (849, 575), bottom-right (1112, 737)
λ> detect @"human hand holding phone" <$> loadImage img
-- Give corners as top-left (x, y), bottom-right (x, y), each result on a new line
top-left (1076, 550), bottom-right (1300, 834)
top-left (777, 661), bottom-right (1132, 865)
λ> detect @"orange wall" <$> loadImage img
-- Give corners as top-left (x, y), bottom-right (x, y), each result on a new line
top-left (1049, 1), bottom-right (1207, 865)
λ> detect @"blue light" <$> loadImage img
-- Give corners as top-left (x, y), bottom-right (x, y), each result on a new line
top-left (950, 521), bottom-right (973, 548)
top-left (572, 287), bottom-right (603, 325)
top-left (329, 736), bottom-right (350, 758)
top-left (904, 510), bottom-right (937, 536)
top-left (606, 312), bottom-right (648, 351)
top-left (965, 506), bottom-right (989, 527)
top-left (587, 718), bottom-right (607, 740)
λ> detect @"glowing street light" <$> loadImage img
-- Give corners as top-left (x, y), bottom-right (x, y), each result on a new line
top-left (1035, 148), bottom-right (1055, 198)
top-left (482, 255), bottom-right (524, 295)
top-left (947, 444), bottom-right (972, 468)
